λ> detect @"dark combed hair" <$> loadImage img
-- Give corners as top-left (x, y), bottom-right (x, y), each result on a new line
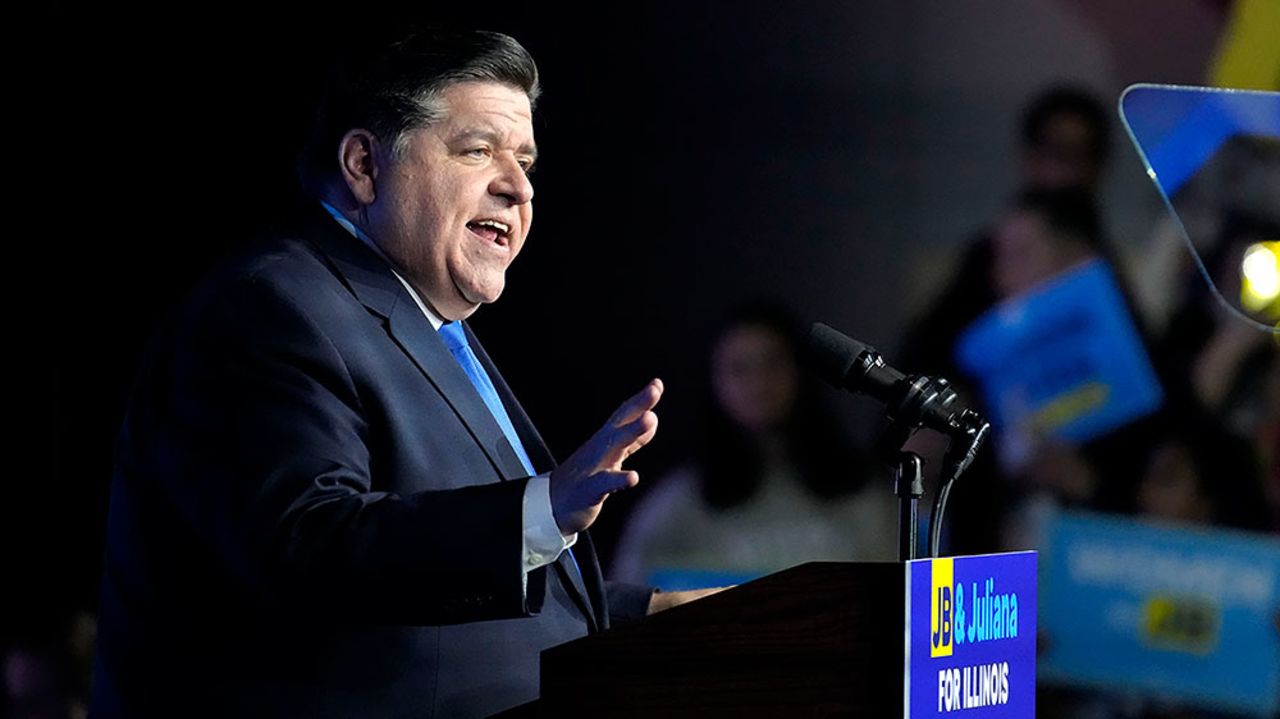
top-left (695, 302), bottom-right (870, 510)
top-left (297, 29), bottom-right (540, 196)
top-left (1020, 85), bottom-right (1110, 162)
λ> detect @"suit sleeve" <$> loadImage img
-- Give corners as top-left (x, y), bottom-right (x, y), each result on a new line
top-left (604, 581), bottom-right (655, 626)
top-left (132, 271), bottom-right (540, 626)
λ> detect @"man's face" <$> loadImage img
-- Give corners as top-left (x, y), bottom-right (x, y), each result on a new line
top-left (364, 81), bottom-right (536, 320)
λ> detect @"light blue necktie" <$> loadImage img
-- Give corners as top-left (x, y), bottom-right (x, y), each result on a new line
top-left (437, 322), bottom-right (586, 591)
top-left (438, 321), bottom-right (536, 476)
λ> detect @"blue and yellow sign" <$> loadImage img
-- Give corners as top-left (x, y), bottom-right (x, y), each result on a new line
top-left (931, 558), bottom-right (955, 658)
top-left (908, 552), bottom-right (1037, 717)
top-left (1039, 511), bottom-right (1280, 716)
top-left (954, 260), bottom-right (1163, 453)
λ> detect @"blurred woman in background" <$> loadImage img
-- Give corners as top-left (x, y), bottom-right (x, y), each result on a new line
top-left (612, 303), bottom-right (896, 587)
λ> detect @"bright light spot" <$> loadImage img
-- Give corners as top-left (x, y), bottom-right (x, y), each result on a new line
top-left (1241, 242), bottom-right (1279, 315)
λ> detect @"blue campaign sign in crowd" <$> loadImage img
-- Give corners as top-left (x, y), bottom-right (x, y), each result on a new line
top-left (1039, 510), bottom-right (1280, 716)
top-left (955, 259), bottom-right (1163, 459)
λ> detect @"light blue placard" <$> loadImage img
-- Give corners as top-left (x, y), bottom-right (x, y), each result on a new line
top-left (955, 259), bottom-right (1163, 448)
top-left (1039, 511), bottom-right (1280, 716)
top-left (906, 552), bottom-right (1038, 718)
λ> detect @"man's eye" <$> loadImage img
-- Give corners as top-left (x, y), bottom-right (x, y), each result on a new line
top-left (465, 148), bottom-right (490, 158)
top-left (519, 161), bottom-right (536, 175)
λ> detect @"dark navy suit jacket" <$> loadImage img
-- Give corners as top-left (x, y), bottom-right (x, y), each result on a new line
top-left (91, 202), bottom-right (650, 718)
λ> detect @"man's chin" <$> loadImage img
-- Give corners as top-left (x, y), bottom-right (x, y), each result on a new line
top-left (452, 280), bottom-right (504, 316)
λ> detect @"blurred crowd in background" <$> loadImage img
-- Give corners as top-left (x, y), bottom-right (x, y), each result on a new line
top-left (612, 81), bottom-right (1278, 719)
top-left (614, 81), bottom-right (1277, 718)
top-left (9, 1), bottom-right (1278, 717)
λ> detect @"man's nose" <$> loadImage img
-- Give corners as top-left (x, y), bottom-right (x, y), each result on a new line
top-left (491, 154), bottom-right (534, 205)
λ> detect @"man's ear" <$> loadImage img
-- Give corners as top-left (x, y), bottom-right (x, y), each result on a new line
top-left (338, 129), bottom-right (380, 205)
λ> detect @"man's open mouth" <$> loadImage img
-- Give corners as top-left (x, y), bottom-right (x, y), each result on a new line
top-left (466, 219), bottom-right (512, 246)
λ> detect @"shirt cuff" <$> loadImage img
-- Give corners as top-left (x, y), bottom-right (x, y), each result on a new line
top-left (523, 473), bottom-right (577, 576)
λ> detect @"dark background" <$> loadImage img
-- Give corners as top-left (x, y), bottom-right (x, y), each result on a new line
top-left (18, 1), bottom-right (1227, 628)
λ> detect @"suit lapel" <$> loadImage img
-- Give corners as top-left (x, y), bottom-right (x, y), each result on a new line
top-left (386, 303), bottom-right (532, 481)
top-left (571, 532), bottom-right (610, 631)
top-left (301, 206), bottom-right (527, 483)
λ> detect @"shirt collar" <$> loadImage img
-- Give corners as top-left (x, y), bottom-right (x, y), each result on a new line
top-left (319, 200), bottom-right (445, 331)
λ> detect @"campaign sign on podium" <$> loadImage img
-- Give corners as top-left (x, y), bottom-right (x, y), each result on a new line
top-left (906, 552), bottom-right (1037, 718)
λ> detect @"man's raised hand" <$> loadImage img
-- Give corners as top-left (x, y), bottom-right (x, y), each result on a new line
top-left (549, 379), bottom-right (663, 534)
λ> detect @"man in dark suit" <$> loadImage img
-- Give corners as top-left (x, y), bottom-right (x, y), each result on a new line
top-left (91, 29), bottom-right (686, 718)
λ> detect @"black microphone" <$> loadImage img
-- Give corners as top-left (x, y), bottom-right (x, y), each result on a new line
top-left (806, 321), bottom-right (991, 558)
top-left (804, 321), bottom-right (977, 438)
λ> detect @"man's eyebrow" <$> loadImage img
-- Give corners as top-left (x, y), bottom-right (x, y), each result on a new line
top-left (452, 128), bottom-right (538, 161)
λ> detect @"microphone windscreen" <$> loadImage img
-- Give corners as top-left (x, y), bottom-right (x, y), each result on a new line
top-left (803, 322), bottom-right (872, 389)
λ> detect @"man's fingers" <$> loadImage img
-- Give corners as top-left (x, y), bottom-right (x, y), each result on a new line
top-left (617, 412), bottom-right (658, 463)
top-left (564, 379), bottom-right (662, 479)
top-left (608, 378), bottom-right (664, 428)
top-left (587, 469), bottom-right (640, 500)
top-left (603, 410), bottom-right (659, 463)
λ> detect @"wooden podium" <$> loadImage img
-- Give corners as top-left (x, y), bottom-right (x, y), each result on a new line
top-left (539, 562), bottom-right (909, 716)
top-left (530, 551), bottom-right (1039, 717)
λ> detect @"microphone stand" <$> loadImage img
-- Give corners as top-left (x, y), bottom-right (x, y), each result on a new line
top-left (876, 399), bottom-right (929, 562)
top-left (873, 376), bottom-right (990, 561)
top-left (893, 451), bottom-right (924, 561)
